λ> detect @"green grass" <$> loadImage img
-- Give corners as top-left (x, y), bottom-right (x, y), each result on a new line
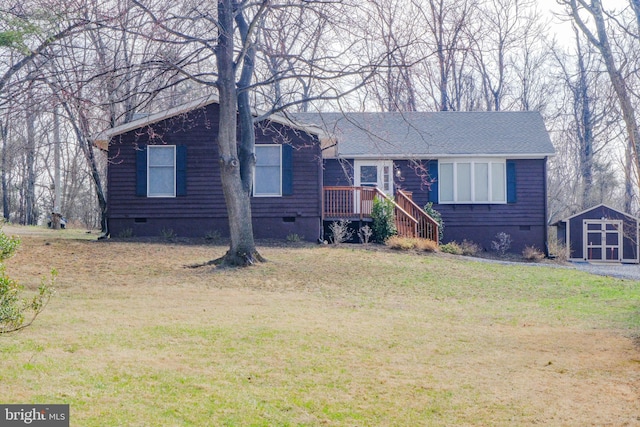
top-left (1, 230), bottom-right (639, 425)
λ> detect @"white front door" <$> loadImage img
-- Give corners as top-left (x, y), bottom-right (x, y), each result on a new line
top-left (583, 220), bottom-right (622, 262)
top-left (354, 160), bottom-right (393, 195)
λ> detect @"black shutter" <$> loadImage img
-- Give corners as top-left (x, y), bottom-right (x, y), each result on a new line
top-left (506, 160), bottom-right (517, 203)
top-left (428, 160), bottom-right (438, 203)
top-left (136, 146), bottom-right (147, 197)
top-left (176, 145), bottom-right (187, 196)
top-left (282, 144), bottom-right (293, 196)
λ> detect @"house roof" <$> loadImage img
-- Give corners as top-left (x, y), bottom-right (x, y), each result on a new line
top-left (292, 111), bottom-right (555, 159)
top-left (93, 94), bottom-right (326, 151)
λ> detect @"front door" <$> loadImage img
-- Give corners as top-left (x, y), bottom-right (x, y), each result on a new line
top-left (354, 160), bottom-right (393, 194)
top-left (354, 160), bottom-right (393, 214)
top-left (584, 220), bottom-right (622, 262)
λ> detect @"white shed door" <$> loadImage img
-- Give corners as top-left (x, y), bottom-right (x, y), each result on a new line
top-left (583, 220), bottom-right (622, 262)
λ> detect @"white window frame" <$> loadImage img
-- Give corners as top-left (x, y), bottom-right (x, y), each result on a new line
top-left (147, 145), bottom-right (176, 198)
top-left (254, 144), bottom-right (282, 197)
top-left (438, 158), bottom-right (507, 204)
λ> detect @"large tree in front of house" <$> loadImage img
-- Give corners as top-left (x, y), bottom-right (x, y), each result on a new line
top-left (130, 0), bottom-right (374, 266)
top-left (214, 0), bottom-right (268, 266)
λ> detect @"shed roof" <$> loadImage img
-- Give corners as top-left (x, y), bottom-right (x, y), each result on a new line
top-left (292, 111), bottom-right (555, 159)
top-left (555, 203), bottom-right (639, 224)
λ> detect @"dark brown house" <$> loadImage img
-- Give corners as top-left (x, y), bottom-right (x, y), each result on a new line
top-left (98, 96), bottom-right (324, 240)
top-left (554, 204), bottom-right (639, 263)
top-left (296, 111), bottom-right (555, 253)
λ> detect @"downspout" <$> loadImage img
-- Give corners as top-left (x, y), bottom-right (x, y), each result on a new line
top-left (544, 156), bottom-right (549, 257)
top-left (318, 135), bottom-right (324, 243)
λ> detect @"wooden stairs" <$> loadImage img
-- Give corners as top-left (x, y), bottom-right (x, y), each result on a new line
top-left (323, 186), bottom-right (439, 243)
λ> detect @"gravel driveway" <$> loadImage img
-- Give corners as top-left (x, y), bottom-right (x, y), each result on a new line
top-left (460, 254), bottom-right (640, 281)
top-left (570, 262), bottom-right (640, 281)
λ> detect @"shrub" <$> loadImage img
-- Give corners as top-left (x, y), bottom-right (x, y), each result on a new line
top-left (523, 245), bottom-right (545, 261)
top-left (329, 220), bottom-right (353, 244)
top-left (358, 225), bottom-right (373, 244)
top-left (117, 228), bottom-right (133, 238)
top-left (423, 202), bottom-right (444, 242)
top-left (440, 242), bottom-right (463, 255)
top-left (371, 195), bottom-right (396, 243)
top-left (491, 232), bottom-right (512, 256)
top-left (386, 236), bottom-right (415, 250)
top-left (161, 228), bottom-right (176, 240)
top-left (0, 229), bottom-right (54, 334)
top-left (547, 237), bottom-right (569, 262)
top-left (386, 236), bottom-right (439, 252)
top-left (415, 238), bottom-right (439, 252)
top-left (460, 239), bottom-right (481, 256)
top-left (286, 233), bottom-right (302, 243)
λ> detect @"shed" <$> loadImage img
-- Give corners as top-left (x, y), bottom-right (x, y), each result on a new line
top-left (555, 204), bottom-right (639, 263)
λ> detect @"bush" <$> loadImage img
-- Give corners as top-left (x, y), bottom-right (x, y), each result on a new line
top-left (547, 237), bottom-right (569, 262)
top-left (161, 228), bottom-right (176, 240)
top-left (386, 236), bottom-right (438, 252)
top-left (371, 195), bottom-right (396, 243)
top-left (329, 220), bottom-right (353, 244)
top-left (0, 228), bottom-right (54, 334)
top-left (423, 202), bottom-right (444, 242)
top-left (415, 238), bottom-right (439, 252)
top-left (491, 232), bottom-right (512, 256)
top-left (358, 225), bottom-right (373, 244)
top-left (118, 228), bottom-right (133, 238)
top-left (440, 242), bottom-right (463, 255)
top-left (386, 236), bottom-right (415, 250)
top-left (523, 245), bottom-right (545, 261)
top-left (286, 233), bottom-right (302, 243)
top-left (460, 239), bottom-right (481, 256)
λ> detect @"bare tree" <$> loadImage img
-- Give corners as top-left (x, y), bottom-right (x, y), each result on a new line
top-left (561, 0), bottom-right (640, 212)
top-left (127, 0), bottom-right (379, 266)
top-left (470, 0), bottom-right (543, 111)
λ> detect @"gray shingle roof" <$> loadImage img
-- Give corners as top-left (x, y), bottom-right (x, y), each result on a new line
top-left (292, 111), bottom-right (555, 158)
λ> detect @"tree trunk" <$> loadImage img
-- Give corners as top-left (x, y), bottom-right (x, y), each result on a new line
top-left (214, 0), bottom-right (264, 267)
top-left (569, 0), bottom-right (640, 211)
top-left (1, 120), bottom-right (9, 221)
top-left (24, 108), bottom-right (37, 226)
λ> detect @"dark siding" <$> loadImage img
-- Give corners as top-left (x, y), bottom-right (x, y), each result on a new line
top-left (321, 157), bottom-right (548, 253)
top-left (394, 158), bottom-right (548, 253)
top-left (323, 159), bottom-right (353, 186)
top-left (108, 103), bottom-right (322, 240)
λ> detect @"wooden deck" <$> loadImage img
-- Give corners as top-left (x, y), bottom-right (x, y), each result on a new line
top-left (323, 186), bottom-right (439, 243)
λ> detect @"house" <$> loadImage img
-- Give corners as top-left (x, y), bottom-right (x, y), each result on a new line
top-left (96, 96), bottom-right (325, 240)
top-left (98, 97), bottom-right (555, 253)
top-left (295, 111), bottom-right (555, 253)
top-left (554, 204), bottom-right (639, 263)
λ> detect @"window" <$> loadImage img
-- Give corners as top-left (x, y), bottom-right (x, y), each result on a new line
top-left (148, 145), bottom-right (176, 197)
top-left (254, 145), bottom-right (282, 196)
top-left (439, 159), bottom-right (506, 203)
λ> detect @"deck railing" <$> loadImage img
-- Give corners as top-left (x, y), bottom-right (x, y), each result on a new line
top-left (323, 186), bottom-right (377, 219)
top-left (396, 190), bottom-right (440, 244)
top-left (324, 186), bottom-right (435, 240)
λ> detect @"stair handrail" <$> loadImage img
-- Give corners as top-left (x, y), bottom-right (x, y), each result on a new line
top-left (396, 189), bottom-right (440, 244)
top-left (373, 188), bottom-right (419, 238)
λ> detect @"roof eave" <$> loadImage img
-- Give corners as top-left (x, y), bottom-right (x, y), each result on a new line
top-left (333, 152), bottom-right (555, 160)
top-left (93, 94), bottom-right (327, 149)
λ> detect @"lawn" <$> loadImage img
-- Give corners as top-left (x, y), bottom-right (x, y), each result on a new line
top-left (1, 225), bottom-right (639, 426)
